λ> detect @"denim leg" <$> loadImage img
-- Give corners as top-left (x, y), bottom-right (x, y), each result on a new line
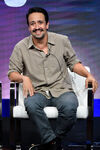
top-left (24, 93), bottom-right (56, 144)
top-left (52, 92), bottom-right (78, 139)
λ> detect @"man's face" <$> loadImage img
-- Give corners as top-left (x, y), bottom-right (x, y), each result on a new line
top-left (28, 12), bottom-right (49, 39)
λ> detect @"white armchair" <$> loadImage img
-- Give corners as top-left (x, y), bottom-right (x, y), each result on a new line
top-left (9, 66), bottom-right (94, 150)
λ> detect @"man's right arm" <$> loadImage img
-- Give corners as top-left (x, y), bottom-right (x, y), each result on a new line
top-left (8, 43), bottom-right (35, 97)
top-left (9, 72), bottom-right (35, 98)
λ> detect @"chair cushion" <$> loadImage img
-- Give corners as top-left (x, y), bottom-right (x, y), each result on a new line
top-left (13, 106), bottom-right (58, 118)
top-left (13, 106), bottom-right (28, 118)
top-left (13, 105), bottom-right (88, 119)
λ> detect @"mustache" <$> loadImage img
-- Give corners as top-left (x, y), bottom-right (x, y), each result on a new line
top-left (32, 28), bottom-right (44, 32)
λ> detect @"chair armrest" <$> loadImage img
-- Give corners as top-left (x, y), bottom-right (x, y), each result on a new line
top-left (88, 82), bottom-right (94, 117)
top-left (10, 82), bottom-right (16, 117)
top-left (16, 82), bottom-right (19, 105)
top-left (87, 82), bottom-right (94, 144)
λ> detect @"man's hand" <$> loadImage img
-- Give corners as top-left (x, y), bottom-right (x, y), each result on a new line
top-left (73, 63), bottom-right (98, 93)
top-left (85, 74), bottom-right (98, 93)
top-left (8, 72), bottom-right (35, 98)
top-left (22, 76), bottom-right (35, 98)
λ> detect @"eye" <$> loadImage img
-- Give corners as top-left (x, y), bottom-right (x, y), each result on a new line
top-left (29, 21), bottom-right (35, 26)
top-left (38, 21), bottom-right (44, 24)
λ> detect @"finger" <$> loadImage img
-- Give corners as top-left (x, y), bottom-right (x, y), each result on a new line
top-left (29, 87), bottom-right (34, 97)
top-left (85, 79), bottom-right (88, 89)
top-left (92, 81), bottom-right (97, 93)
top-left (93, 81), bottom-right (98, 93)
top-left (92, 82), bottom-right (95, 93)
top-left (23, 88), bottom-right (28, 98)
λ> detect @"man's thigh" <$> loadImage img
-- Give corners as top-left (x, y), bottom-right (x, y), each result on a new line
top-left (24, 93), bottom-right (49, 111)
top-left (52, 92), bottom-right (78, 113)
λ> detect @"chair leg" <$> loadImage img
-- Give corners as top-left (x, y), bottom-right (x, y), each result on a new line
top-left (16, 119), bottom-right (21, 145)
top-left (9, 118), bottom-right (16, 149)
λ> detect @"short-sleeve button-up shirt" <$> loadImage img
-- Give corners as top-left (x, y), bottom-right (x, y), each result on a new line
top-left (8, 32), bottom-right (80, 98)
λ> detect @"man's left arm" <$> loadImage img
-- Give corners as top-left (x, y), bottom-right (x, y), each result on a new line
top-left (73, 62), bottom-right (98, 93)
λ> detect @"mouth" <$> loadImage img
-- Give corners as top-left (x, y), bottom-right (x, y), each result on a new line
top-left (35, 30), bottom-right (42, 35)
top-left (32, 29), bottom-right (45, 39)
top-left (33, 29), bottom-right (43, 33)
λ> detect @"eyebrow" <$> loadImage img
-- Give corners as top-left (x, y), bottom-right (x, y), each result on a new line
top-left (29, 20), bottom-right (44, 24)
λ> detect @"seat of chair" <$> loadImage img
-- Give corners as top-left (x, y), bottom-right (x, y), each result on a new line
top-left (13, 104), bottom-right (88, 119)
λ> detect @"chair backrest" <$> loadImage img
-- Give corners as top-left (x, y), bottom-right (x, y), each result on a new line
top-left (17, 66), bottom-right (90, 118)
top-left (69, 66), bottom-right (90, 118)
top-left (69, 66), bottom-right (90, 106)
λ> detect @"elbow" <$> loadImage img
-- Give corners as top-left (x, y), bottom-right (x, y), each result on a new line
top-left (8, 72), bottom-right (15, 82)
top-left (8, 74), bottom-right (13, 82)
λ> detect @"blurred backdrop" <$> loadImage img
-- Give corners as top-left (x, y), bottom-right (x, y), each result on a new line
top-left (0, 0), bottom-right (100, 99)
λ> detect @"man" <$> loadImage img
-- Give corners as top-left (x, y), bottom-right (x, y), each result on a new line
top-left (8, 7), bottom-right (98, 150)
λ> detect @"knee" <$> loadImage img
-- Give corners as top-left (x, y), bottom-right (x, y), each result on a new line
top-left (64, 105), bottom-right (77, 117)
top-left (59, 101), bottom-right (78, 119)
top-left (58, 92), bottom-right (78, 116)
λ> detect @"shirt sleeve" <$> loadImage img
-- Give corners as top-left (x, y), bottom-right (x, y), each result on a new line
top-left (8, 44), bottom-right (23, 76)
top-left (63, 36), bottom-right (81, 71)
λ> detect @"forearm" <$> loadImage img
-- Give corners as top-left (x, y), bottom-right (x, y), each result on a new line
top-left (73, 63), bottom-right (91, 77)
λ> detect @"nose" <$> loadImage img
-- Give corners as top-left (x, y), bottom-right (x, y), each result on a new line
top-left (35, 23), bottom-right (39, 29)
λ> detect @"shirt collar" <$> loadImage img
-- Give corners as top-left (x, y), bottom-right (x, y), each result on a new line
top-left (48, 32), bottom-right (55, 45)
top-left (28, 32), bottom-right (55, 49)
top-left (28, 35), bottom-right (34, 49)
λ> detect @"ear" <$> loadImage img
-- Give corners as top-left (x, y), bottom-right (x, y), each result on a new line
top-left (46, 22), bottom-right (49, 30)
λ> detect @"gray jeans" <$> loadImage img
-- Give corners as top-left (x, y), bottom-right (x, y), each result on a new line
top-left (24, 92), bottom-right (78, 144)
